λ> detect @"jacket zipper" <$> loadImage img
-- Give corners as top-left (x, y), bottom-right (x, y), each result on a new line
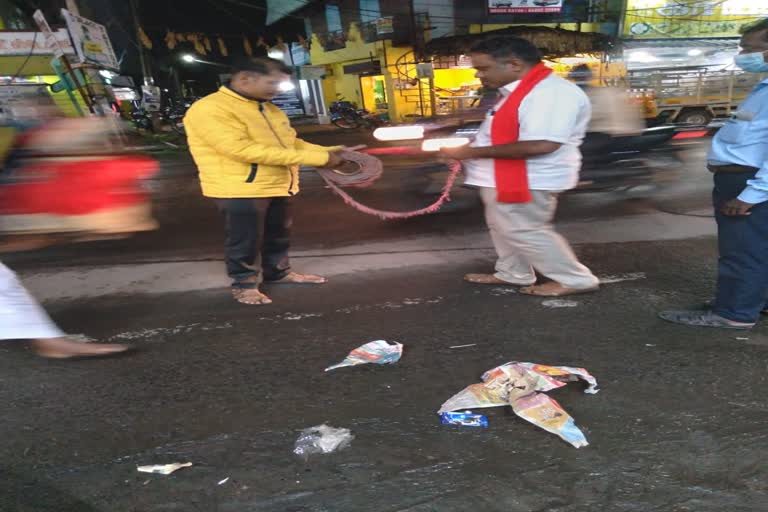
top-left (259, 103), bottom-right (294, 195)
top-left (245, 164), bottom-right (258, 183)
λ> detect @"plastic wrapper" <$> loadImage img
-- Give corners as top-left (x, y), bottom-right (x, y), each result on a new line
top-left (293, 424), bottom-right (353, 459)
top-left (512, 393), bottom-right (588, 448)
top-left (438, 362), bottom-right (598, 448)
top-left (325, 340), bottom-right (403, 371)
top-left (440, 411), bottom-right (488, 427)
top-left (137, 462), bottom-right (192, 475)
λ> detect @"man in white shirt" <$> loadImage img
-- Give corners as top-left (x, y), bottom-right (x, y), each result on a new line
top-left (440, 36), bottom-right (599, 297)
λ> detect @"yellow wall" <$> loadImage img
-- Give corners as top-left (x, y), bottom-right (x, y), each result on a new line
top-left (310, 23), bottom-right (417, 121)
top-left (434, 68), bottom-right (479, 91)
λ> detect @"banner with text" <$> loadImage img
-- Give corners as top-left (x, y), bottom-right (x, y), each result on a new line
top-left (489, 0), bottom-right (564, 15)
top-left (624, 0), bottom-right (768, 39)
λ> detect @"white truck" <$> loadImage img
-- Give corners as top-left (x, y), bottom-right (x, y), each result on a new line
top-left (627, 67), bottom-right (766, 125)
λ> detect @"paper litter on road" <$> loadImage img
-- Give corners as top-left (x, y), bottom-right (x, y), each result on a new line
top-left (217, 477), bottom-right (230, 485)
top-left (449, 343), bottom-right (477, 349)
top-left (325, 340), bottom-right (403, 371)
top-left (438, 362), bottom-right (598, 448)
top-left (599, 272), bottom-right (647, 284)
top-left (293, 424), bottom-right (354, 459)
top-left (137, 462), bottom-right (192, 475)
top-left (541, 299), bottom-right (579, 308)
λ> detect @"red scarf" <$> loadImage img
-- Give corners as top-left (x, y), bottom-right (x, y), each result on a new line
top-left (490, 63), bottom-right (553, 203)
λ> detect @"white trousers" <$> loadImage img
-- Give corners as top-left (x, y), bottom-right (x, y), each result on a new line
top-left (480, 187), bottom-right (599, 289)
top-left (0, 263), bottom-right (64, 340)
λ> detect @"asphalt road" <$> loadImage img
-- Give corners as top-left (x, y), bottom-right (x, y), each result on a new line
top-left (1, 239), bottom-right (767, 511)
top-left (4, 128), bottom-right (765, 511)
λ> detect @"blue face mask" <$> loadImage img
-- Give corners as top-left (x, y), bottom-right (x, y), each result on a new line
top-left (734, 52), bottom-right (768, 73)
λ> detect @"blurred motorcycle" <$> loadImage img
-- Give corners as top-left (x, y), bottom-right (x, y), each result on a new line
top-left (330, 97), bottom-right (385, 130)
top-left (369, 121), bottom-right (704, 202)
top-left (0, 113), bottom-right (158, 252)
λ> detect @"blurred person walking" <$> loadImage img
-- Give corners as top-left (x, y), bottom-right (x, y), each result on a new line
top-left (568, 64), bottom-right (644, 153)
top-left (0, 262), bottom-right (131, 358)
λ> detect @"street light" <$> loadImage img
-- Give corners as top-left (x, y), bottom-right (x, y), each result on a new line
top-left (278, 81), bottom-right (295, 92)
top-left (180, 54), bottom-right (228, 68)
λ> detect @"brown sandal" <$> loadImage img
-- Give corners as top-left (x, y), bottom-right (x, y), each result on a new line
top-left (31, 337), bottom-right (133, 359)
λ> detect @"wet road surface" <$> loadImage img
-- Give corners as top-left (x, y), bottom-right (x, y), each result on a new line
top-left (2, 239), bottom-right (767, 511)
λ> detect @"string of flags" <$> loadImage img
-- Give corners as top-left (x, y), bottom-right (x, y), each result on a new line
top-left (149, 29), bottom-right (305, 57)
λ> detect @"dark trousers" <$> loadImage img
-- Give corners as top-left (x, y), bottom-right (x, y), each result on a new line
top-left (712, 171), bottom-right (768, 323)
top-left (214, 198), bottom-right (292, 288)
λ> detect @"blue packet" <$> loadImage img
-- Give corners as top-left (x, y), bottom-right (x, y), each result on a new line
top-left (440, 411), bottom-right (489, 427)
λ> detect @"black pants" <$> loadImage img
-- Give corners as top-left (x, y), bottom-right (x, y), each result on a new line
top-left (712, 171), bottom-right (768, 323)
top-left (214, 198), bottom-right (292, 288)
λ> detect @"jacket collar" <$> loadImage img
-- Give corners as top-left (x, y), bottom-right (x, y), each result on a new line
top-left (219, 86), bottom-right (271, 105)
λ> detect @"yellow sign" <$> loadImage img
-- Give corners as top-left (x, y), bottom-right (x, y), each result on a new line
top-left (624, 0), bottom-right (768, 39)
top-left (83, 41), bottom-right (104, 53)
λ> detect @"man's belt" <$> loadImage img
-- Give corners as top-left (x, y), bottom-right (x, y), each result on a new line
top-left (707, 164), bottom-right (759, 174)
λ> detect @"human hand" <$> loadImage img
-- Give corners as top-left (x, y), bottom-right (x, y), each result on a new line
top-left (324, 151), bottom-right (345, 169)
top-left (439, 145), bottom-right (476, 160)
top-left (720, 198), bottom-right (754, 216)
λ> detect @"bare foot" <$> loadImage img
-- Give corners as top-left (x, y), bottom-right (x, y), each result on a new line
top-left (31, 337), bottom-right (132, 359)
top-left (232, 288), bottom-right (273, 305)
top-left (518, 282), bottom-right (599, 297)
top-left (463, 273), bottom-right (535, 286)
top-left (269, 272), bottom-right (327, 284)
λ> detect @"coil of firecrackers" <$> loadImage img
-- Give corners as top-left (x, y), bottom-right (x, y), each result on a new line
top-left (314, 150), bottom-right (462, 220)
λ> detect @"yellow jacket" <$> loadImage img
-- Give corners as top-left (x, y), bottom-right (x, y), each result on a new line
top-left (184, 86), bottom-right (337, 198)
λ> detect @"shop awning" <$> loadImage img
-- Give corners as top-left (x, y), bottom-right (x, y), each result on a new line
top-left (266, 0), bottom-right (309, 25)
top-left (425, 26), bottom-right (615, 59)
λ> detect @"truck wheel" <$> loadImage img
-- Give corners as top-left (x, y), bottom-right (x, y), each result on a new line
top-left (675, 110), bottom-right (712, 126)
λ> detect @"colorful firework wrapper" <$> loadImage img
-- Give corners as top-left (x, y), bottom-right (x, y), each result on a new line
top-left (325, 340), bottom-right (403, 372)
top-left (438, 362), bottom-right (598, 448)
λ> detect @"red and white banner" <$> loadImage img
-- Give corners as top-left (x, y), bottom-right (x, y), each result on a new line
top-left (488, 0), bottom-right (564, 14)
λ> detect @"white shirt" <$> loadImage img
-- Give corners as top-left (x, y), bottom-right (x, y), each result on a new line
top-left (463, 74), bottom-right (591, 191)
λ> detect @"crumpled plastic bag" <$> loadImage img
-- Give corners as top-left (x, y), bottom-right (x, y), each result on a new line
top-left (137, 462), bottom-right (192, 475)
top-left (325, 340), bottom-right (403, 371)
top-left (438, 362), bottom-right (598, 448)
top-left (293, 424), bottom-right (354, 459)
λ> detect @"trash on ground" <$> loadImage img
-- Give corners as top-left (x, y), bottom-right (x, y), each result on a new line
top-left (217, 477), bottom-right (230, 485)
top-left (440, 411), bottom-right (488, 427)
top-left (325, 340), bottom-right (403, 371)
top-left (491, 287), bottom-right (518, 295)
top-left (137, 462), bottom-right (193, 475)
top-left (293, 424), bottom-right (354, 459)
top-left (599, 272), bottom-right (647, 284)
top-left (449, 343), bottom-right (477, 349)
top-left (438, 362), bottom-right (598, 448)
top-left (542, 299), bottom-right (579, 308)
top-left (736, 337), bottom-right (750, 341)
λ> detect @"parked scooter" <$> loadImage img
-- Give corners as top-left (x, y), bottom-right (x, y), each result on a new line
top-left (330, 97), bottom-right (385, 130)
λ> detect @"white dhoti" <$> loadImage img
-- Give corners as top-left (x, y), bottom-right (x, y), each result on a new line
top-left (0, 262), bottom-right (64, 340)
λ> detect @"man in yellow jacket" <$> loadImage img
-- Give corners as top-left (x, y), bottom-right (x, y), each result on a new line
top-left (185, 57), bottom-right (346, 305)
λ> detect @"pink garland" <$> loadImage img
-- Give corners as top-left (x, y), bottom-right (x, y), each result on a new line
top-left (318, 159), bottom-right (463, 220)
